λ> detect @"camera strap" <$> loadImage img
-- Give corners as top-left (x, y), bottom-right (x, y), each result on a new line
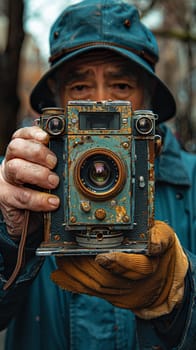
top-left (3, 210), bottom-right (30, 291)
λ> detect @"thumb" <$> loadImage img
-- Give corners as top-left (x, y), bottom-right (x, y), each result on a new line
top-left (95, 252), bottom-right (159, 280)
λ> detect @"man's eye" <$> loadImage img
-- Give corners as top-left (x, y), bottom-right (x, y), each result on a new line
top-left (71, 84), bottom-right (89, 92)
top-left (117, 84), bottom-right (128, 90)
top-left (113, 83), bottom-right (133, 90)
top-left (72, 85), bottom-right (87, 91)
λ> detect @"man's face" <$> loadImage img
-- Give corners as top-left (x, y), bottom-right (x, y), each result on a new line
top-left (57, 51), bottom-right (145, 110)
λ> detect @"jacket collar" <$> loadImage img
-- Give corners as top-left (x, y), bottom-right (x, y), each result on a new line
top-left (155, 124), bottom-right (191, 186)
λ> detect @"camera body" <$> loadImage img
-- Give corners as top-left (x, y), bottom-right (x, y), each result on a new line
top-left (36, 100), bottom-right (156, 256)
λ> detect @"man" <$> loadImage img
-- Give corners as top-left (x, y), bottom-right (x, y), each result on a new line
top-left (0, 1), bottom-right (195, 349)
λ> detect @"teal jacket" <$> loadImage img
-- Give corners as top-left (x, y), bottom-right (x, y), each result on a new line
top-left (0, 125), bottom-right (195, 350)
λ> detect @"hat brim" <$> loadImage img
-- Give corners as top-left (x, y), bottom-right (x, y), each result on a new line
top-left (30, 44), bottom-right (176, 123)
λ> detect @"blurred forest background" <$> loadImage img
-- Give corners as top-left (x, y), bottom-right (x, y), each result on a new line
top-left (0, 0), bottom-right (196, 156)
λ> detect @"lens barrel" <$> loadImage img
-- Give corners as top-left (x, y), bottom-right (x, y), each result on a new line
top-left (74, 148), bottom-right (126, 200)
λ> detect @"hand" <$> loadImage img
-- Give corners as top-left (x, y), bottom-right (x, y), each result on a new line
top-left (51, 221), bottom-right (188, 319)
top-left (0, 126), bottom-right (60, 238)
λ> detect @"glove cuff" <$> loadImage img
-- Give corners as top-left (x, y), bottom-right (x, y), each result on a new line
top-left (134, 234), bottom-right (189, 319)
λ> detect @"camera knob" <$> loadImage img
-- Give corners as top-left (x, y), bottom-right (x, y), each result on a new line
top-left (95, 208), bottom-right (106, 220)
top-left (80, 201), bottom-right (91, 212)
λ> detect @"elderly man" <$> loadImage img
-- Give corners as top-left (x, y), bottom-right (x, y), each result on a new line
top-left (0, 1), bottom-right (195, 349)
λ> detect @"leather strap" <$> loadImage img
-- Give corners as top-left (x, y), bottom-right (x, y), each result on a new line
top-left (3, 210), bottom-right (30, 290)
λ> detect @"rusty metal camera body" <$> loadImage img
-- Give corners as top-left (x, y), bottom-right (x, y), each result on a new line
top-left (36, 100), bottom-right (156, 256)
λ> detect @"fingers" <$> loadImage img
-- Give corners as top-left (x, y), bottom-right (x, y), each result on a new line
top-left (0, 177), bottom-right (59, 237)
top-left (6, 138), bottom-right (57, 170)
top-left (149, 220), bottom-right (175, 255)
top-left (95, 221), bottom-right (176, 280)
top-left (2, 158), bottom-right (59, 189)
top-left (6, 137), bottom-right (56, 169)
top-left (52, 256), bottom-right (162, 311)
top-left (51, 268), bottom-right (92, 295)
top-left (51, 266), bottom-right (161, 311)
top-left (2, 126), bottom-right (58, 188)
top-left (12, 126), bottom-right (49, 144)
top-left (55, 256), bottom-right (133, 292)
top-left (0, 126), bottom-right (60, 237)
top-left (0, 125), bottom-right (60, 206)
top-left (0, 169), bottom-right (58, 236)
top-left (0, 176), bottom-right (60, 212)
top-left (96, 252), bottom-right (159, 280)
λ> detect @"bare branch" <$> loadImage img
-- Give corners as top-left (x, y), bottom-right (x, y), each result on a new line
top-left (153, 28), bottom-right (196, 42)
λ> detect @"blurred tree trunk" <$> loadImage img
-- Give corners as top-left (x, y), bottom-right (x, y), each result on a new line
top-left (139, 0), bottom-right (195, 151)
top-left (0, 0), bottom-right (24, 155)
top-left (160, 0), bottom-right (195, 150)
top-left (152, 0), bottom-right (196, 151)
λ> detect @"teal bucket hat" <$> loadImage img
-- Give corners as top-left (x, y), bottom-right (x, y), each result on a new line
top-left (30, 0), bottom-right (176, 123)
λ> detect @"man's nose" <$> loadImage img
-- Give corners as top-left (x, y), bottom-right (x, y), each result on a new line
top-left (93, 86), bottom-right (110, 101)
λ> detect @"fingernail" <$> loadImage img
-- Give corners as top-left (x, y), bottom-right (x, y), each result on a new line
top-left (46, 154), bottom-right (57, 168)
top-left (48, 196), bottom-right (60, 207)
top-left (48, 174), bottom-right (59, 187)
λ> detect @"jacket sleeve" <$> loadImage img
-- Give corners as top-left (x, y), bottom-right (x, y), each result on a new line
top-left (0, 213), bottom-right (44, 330)
top-left (136, 251), bottom-right (196, 350)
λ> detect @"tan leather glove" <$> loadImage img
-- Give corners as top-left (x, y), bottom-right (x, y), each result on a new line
top-left (51, 221), bottom-right (188, 319)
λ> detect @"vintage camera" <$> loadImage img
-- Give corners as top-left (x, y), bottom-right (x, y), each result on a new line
top-left (36, 100), bottom-right (157, 256)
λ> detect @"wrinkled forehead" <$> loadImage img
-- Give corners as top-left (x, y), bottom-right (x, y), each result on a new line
top-left (57, 49), bottom-right (145, 78)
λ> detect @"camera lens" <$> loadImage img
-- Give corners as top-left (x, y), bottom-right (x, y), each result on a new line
top-left (89, 161), bottom-right (110, 186)
top-left (82, 155), bottom-right (117, 192)
top-left (46, 116), bottom-right (65, 135)
top-left (74, 149), bottom-right (126, 200)
top-left (136, 117), bottom-right (153, 134)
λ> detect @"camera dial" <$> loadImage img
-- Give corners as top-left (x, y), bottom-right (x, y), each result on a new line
top-left (136, 116), bottom-right (153, 135)
top-left (134, 110), bottom-right (157, 135)
top-left (46, 116), bottom-right (65, 136)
